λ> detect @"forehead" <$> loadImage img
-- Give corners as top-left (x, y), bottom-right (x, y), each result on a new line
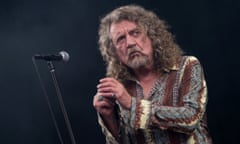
top-left (110, 20), bottom-right (138, 37)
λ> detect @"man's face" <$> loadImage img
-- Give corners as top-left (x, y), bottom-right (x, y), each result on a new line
top-left (110, 20), bottom-right (153, 70)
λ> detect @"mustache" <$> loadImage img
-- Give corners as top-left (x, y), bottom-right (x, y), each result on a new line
top-left (127, 47), bottom-right (142, 56)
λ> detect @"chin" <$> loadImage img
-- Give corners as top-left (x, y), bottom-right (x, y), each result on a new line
top-left (128, 59), bottom-right (148, 69)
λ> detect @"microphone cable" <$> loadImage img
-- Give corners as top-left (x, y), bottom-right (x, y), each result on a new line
top-left (32, 56), bottom-right (64, 144)
top-left (32, 56), bottom-right (78, 144)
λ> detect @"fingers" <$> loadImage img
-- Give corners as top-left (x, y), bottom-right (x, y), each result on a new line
top-left (99, 77), bottom-right (117, 84)
top-left (93, 94), bottom-right (116, 116)
top-left (97, 78), bottom-right (116, 89)
top-left (97, 77), bottom-right (119, 95)
top-left (98, 87), bottom-right (115, 94)
top-left (93, 94), bottom-right (115, 108)
top-left (97, 93), bottom-right (116, 100)
top-left (95, 77), bottom-right (131, 110)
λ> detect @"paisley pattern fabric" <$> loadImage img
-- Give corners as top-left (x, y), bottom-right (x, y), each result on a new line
top-left (98, 56), bottom-right (212, 144)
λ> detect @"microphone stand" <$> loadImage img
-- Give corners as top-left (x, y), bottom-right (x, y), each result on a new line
top-left (47, 61), bottom-right (76, 144)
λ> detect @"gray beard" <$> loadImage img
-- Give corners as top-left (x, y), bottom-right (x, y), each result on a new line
top-left (127, 55), bottom-right (149, 69)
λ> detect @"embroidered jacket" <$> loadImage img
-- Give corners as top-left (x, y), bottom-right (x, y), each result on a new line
top-left (98, 56), bottom-right (212, 144)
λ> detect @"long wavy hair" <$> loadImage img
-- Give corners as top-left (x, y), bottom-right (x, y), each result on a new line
top-left (98, 5), bottom-right (183, 83)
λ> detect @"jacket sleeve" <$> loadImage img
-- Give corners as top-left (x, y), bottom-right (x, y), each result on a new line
top-left (97, 113), bottom-right (120, 144)
top-left (129, 56), bottom-right (208, 134)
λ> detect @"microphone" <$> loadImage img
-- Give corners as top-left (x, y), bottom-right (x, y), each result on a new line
top-left (34, 51), bottom-right (70, 62)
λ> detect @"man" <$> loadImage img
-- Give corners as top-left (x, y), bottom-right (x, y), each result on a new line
top-left (93, 4), bottom-right (212, 144)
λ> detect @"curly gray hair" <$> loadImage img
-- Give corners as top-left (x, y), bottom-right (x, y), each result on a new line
top-left (98, 4), bottom-right (183, 83)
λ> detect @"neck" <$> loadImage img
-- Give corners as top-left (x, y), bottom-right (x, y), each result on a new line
top-left (133, 66), bottom-right (160, 99)
top-left (134, 67), bottom-right (158, 83)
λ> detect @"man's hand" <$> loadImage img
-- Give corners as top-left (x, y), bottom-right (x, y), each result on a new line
top-left (97, 77), bottom-right (132, 109)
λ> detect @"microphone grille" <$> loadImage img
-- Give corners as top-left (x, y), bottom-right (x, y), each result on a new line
top-left (59, 51), bottom-right (70, 62)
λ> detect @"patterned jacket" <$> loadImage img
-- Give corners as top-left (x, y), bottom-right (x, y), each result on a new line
top-left (98, 56), bottom-right (212, 144)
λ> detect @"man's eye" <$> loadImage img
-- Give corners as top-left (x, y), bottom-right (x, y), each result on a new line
top-left (132, 31), bottom-right (140, 37)
top-left (117, 36), bottom-right (125, 43)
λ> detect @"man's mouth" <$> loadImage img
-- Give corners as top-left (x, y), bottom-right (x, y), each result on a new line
top-left (128, 50), bottom-right (142, 58)
top-left (130, 51), bottom-right (140, 56)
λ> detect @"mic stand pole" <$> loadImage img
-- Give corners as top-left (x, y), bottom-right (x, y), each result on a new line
top-left (47, 61), bottom-right (76, 144)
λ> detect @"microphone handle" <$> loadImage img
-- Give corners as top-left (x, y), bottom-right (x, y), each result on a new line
top-left (34, 55), bottom-right (62, 61)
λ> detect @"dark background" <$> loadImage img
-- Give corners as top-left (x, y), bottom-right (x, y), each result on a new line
top-left (0, 0), bottom-right (239, 143)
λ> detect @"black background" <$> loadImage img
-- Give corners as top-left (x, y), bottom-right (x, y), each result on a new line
top-left (0, 0), bottom-right (239, 143)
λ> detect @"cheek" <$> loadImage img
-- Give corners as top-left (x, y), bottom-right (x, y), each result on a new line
top-left (116, 49), bottom-right (127, 61)
top-left (138, 37), bottom-right (152, 52)
top-left (142, 36), bottom-right (151, 46)
top-left (137, 35), bottom-right (149, 48)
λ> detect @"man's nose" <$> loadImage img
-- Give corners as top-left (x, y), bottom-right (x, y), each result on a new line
top-left (126, 35), bottom-right (136, 48)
